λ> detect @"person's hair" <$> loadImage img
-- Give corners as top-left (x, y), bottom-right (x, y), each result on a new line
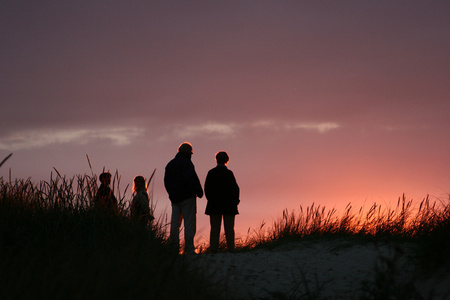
top-left (215, 151), bottom-right (229, 165)
top-left (133, 175), bottom-right (147, 193)
top-left (178, 142), bottom-right (193, 154)
top-left (99, 172), bottom-right (111, 182)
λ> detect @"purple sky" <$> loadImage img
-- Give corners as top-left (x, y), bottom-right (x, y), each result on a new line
top-left (1, 1), bottom-right (449, 243)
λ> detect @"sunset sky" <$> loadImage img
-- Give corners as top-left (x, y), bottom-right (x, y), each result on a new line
top-left (1, 1), bottom-right (449, 243)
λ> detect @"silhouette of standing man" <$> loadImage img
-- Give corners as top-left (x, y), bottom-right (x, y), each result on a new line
top-left (205, 151), bottom-right (240, 252)
top-left (164, 142), bottom-right (203, 254)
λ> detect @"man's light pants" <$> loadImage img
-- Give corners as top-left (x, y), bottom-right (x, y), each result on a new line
top-left (170, 196), bottom-right (196, 254)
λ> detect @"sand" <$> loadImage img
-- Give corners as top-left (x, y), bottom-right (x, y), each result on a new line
top-left (189, 239), bottom-right (450, 299)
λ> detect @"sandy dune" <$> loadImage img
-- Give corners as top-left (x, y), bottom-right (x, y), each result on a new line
top-left (190, 239), bottom-right (450, 299)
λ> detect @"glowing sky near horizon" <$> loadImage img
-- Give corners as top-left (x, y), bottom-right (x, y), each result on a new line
top-left (1, 1), bottom-right (449, 243)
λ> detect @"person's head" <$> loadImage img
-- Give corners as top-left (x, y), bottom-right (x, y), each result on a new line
top-left (215, 151), bottom-right (229, 165)
top-left (178, 142), bottom-right (193, 157)
top-left (133, 175), bottom-right (147, 193)
top-left (99, 172), bottom-right (112, 185)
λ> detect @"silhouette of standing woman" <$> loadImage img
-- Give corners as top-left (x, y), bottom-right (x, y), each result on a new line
top-left (204, 151), bottom-right (240, 252)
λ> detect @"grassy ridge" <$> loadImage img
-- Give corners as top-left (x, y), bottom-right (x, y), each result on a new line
top-left (231, 195), bottom-right (450, 299)
top-left (0, 175), bottom-right (218, 300)
top-left (240, 194), bottom-right (450, 267)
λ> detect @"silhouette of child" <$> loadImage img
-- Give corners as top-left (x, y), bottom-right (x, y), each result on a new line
top-left (94, 172), bottom-right (119, 214)
top-left (131, 175), bottom-right (154, 225)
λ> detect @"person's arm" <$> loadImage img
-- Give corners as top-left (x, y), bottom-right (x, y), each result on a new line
top-left (229, 171), bottom-right (240, 205)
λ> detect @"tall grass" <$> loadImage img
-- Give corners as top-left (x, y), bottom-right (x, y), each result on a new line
top-left (239, 194), bottom-right (450, 271)
top-left (228, 195), bottom-right (449, 299)
top-left (242, 194), bottom-right (445, 239)
top-left (0, 172), bottom-right (221, 300)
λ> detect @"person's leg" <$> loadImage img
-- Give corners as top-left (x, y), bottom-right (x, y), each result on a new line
top-left (209, 214), bottom-right (222, 252)
top-left (170, 202), bottom-right (182, 253)
top-left (223, 214), bottom-right (235, 252)
top-left (181, 197), bottom-right (197, 254)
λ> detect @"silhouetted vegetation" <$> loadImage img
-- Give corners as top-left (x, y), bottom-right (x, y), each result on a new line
top-left (238, 194), bottom-right (450, 269)
top-left (230, 194), bottom-right (450, 299)
top-left (0, 173), bottom-right (220, 300)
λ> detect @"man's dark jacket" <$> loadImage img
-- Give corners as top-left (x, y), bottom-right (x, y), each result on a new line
top-left (204, 165), bottom-right (240, 215)
top-left (164, 152), bottom-right (203, 203)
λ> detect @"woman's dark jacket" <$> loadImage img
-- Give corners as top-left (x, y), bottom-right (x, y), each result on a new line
top-left (204, 164), bottom-right (240, 215)
top-left (164, 152), bottom-right (203, 203)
